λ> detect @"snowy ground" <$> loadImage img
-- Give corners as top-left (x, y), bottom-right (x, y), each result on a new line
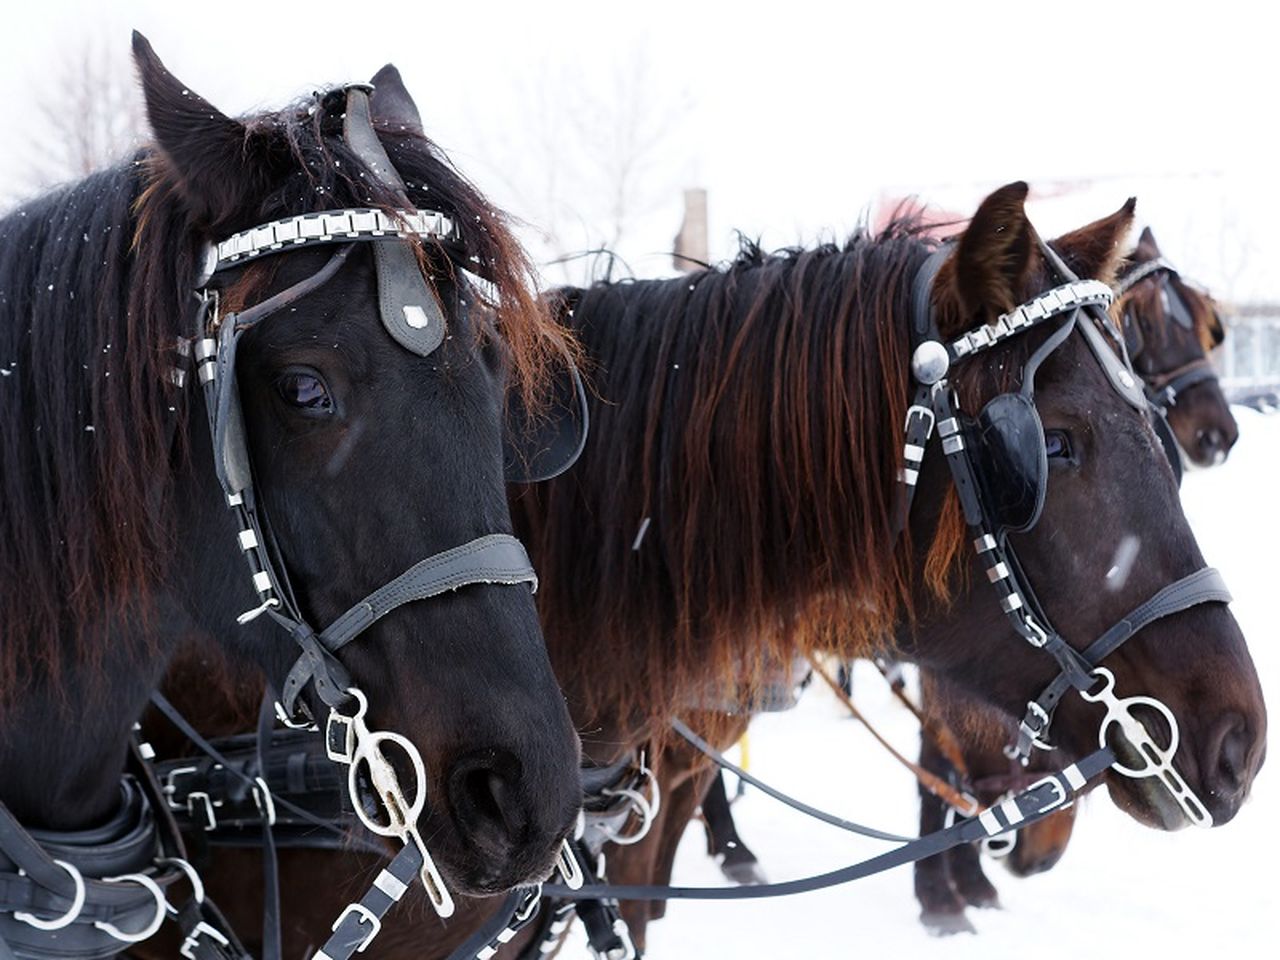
top-left (566, 407), bottom-right (1279, 958)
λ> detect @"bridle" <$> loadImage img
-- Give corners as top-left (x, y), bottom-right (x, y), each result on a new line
top-left (1115, 255), bottom-right (1220, 414)
top-left (181, 82), bottom-right (592, 952)
top-left (899, 237), bottom-right (1229, 828)
top-left (2, 80), bottom-right (591, 960)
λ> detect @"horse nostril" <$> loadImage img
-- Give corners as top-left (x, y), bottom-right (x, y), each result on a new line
top-left (448, 752), bottom-right (528, 854)
top-left (1197, 428), bottom-right (1222, 456)
top-left (1204, 714), bottom-right (1253, 805)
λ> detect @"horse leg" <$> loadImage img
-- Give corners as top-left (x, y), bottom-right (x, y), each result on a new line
top-left (646, 764), bottom-right (712, 924)
top-left (914, 737), bottom-right (974, 935)
top-left (701, 770), bottom-right (766, 885)
top-left (947, 837), bottom-right (1000, 909)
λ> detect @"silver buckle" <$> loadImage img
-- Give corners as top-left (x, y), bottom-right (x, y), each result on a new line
top-left (187, 791), bottom-right (218, 831)
top-left (1024, 774), bottom-right (1069, 815)
top-left (181, 921), bottom-right (230, 959)
top-left (252, 776), bottom-right (277, 827)
top-left (904, 403), bottom-right (936, 436)
top-left (163, 765), bottom-right (198, 809)
top-left (331, 903), bottom-right (381, 954)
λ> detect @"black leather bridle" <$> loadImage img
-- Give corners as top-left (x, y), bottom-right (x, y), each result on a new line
top-left (900, 238), bottom-right (1229, 825)
top-left (1115, 255), bottom-right (1221, 413)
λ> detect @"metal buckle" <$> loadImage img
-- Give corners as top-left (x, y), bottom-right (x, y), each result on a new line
top-left (13, 859), bottom-right (85, 931)
top-left (187, 791), bottom-right (218, 831)
top-left (93, 873), bottom-right (168, 943)
top-left (252, 776), bottom-right (277, 827)
top-left (163, 765), bottom-right (198, 809)
top-left (330, 903), bottom-right (381, 954)
top-left (904, 403), bottom-right (936, 436)
top-left (274, 699), bottom-right (317, 731)
top-left (1024, 774), bottom-right (1069, 815)
top-left (181, 921), bottom-right (230, 959)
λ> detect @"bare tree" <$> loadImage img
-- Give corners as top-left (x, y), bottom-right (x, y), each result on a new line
top-left (469, 46), bottom-right (694, 286)
top-left (23, 36), bottom-right (145, 192)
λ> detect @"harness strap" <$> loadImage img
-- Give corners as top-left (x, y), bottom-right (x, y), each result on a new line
top-left (1146, 357), bottom-right (1218, 409)
top-left (542, 748), bottom-right (1114, 902)
top-left (312, 842), bottom-right (423, 960)
top-left (806, 659), bottom-right (980, 816)
top-left (280, 533), bottom-right (537, 715)
top-left (1012, 567), bottom-right (1232, 758)
top-left (0, 774), bottom-right (248, 960)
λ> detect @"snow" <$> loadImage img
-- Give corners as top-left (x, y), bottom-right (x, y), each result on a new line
top-left (566, 407), bottom-right (1279, 958)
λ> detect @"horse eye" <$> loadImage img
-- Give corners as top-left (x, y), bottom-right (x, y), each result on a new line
top-left (277, 371), bottom-right (332, 411)
top-left (1045, 430), bottom-right (1072, 460)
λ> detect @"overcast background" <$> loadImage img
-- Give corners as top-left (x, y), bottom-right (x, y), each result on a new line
top-left (1, 0), bottom-right (1275, 297)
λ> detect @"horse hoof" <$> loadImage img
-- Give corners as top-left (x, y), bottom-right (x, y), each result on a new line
top-left (957, 878), bottom-right (1001, 910)
top-left (921, 911), bottom-right (977, 936)
top-left (720, 859), bottom-right (768, 885)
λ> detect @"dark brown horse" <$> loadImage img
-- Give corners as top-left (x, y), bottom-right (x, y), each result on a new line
top-left (0, 35), bottom-right (582, 956)
top-left (1120, 227), bottom-right (1236, 465)
top-left (157, 185), bottom-right (1266, 957)
top-left (911, 229), bottom-right (1241, 933)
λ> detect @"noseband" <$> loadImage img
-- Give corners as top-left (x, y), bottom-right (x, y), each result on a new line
top-left (899, 238), bottom-right (1231, 828)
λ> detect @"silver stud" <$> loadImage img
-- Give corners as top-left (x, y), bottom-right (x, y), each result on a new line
top-left (911, 340), bottom-right (950, 384)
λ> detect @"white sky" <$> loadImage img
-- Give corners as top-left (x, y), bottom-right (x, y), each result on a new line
top-left (2, 0), bottom-right (1276, 298)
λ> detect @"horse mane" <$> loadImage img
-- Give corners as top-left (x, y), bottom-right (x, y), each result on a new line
top-left (515, 222), bottom-right (956, 732)
top-left (0, 88), bottom-right (564, 704)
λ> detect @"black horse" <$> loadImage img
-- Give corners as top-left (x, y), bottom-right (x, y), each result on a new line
top-left (0, 35), bottom-right (581, 954)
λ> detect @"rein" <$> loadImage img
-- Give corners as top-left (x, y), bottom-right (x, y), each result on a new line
top-left (806, 658), bottom-right (980, 817)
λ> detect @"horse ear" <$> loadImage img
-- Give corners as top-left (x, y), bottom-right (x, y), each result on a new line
top-left (369, 65), bottom-right (424, 134)
top-left (1135, 225), bottom-right (1161, 262)
top-left (1199, 306), bottom-right (1227, 351)
top-left (132, 31), bottom-right (279, 230)
top-left (948, 181), bottom-right (1035, 322)
top-left (1052, 198), bottom-right (1137, 283)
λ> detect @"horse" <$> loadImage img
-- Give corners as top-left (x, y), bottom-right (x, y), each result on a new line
top-left (147, 184), bottom-right (1266, 957)
top-left (0, 35), bottom-right (582, 957)
top-left (910, 227), bottom-right (1242, 932)
top-left (1120, 227), bottom-right (1236, 466)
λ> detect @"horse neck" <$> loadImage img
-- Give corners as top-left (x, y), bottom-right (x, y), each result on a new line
top-left (528, 238), bottom-right (926, 738)
top-left (0, 166), bottom-right (211, 830)
top-left (0, 623), bottom-right (168, 830)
